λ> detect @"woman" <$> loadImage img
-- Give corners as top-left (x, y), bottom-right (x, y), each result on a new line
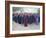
top-left (24, 13), bottom-right (28, 27)
top-left (13, 13), bottom-right (18, 23)
top-left (28, 13), bottom-right (33, 24)
top-left (18, 14), bottom-right (22, 24)
top-left (33, 14), bottom-right (40, 25)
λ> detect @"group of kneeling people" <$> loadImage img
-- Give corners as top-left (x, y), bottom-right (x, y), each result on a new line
top-left (13, 13), bottom-right (40, 27)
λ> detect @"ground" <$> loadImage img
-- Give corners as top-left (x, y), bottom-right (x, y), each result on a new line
top-left (12, 21), bottom-right (40, 31)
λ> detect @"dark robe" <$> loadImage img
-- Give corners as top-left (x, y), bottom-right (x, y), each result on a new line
top-left (18, 15), bottom-right (22, 24)
top-left (13, 16), bottom-right (18, 23)
top-left (38, 16), bottom-right (40, 22)
top-left (34, 14), bottom-right (40, 25)
top-left (28, 15), bottom-right (34, 24)
top-left (24, 15), bottom-right (28, 27)
top-left (21, 16), bottom-right (24, 24)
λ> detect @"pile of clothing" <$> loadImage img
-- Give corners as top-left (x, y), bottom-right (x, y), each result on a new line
top-left (13, 13), bottom-right (40, 27)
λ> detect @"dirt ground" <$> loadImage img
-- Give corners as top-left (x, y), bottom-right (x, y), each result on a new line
top-left (12, 21), bottom-right (40, 31)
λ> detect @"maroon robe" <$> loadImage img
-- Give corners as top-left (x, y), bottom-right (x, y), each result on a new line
top-left (24, 15), bottom-right (28, 27)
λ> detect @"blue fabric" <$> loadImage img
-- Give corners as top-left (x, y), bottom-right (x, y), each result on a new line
top-left (33, 14), bottom-right (40, 25)
top-left (18, 15), bottom-right (22, 24)
top-left (13, 16), bottom-right (18, 22)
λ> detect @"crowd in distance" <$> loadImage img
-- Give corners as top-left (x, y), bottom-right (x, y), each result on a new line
top-left (12, 13), bottom-right (40, 27)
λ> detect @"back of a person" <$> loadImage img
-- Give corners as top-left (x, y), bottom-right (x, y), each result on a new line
top-left (13, 13), bottom-right (18, 23)
top-left (33, 14), bottom-right (40, 25)
top-left (18, 14), bottom-right (22, 24)
top-left (28, 13), bottom-right (33, 24)
top-left (24, 14), bottom-right (28, 27)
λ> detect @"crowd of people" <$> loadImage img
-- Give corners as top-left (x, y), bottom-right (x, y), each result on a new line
top-left (13, 13), bottom-right (40, 27)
